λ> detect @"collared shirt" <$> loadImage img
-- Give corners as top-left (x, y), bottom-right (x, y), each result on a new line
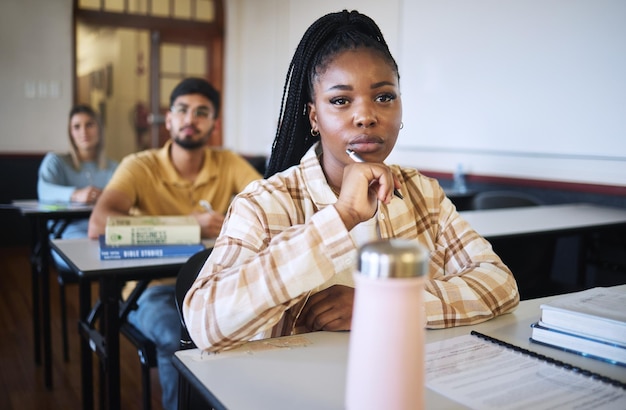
top-left (106, 140), bottom-right (261, 216)
top-left (185, 143), bottom-right (519, 352)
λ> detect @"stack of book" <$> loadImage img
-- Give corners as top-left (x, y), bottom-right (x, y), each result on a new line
top-left (100, 215), bottom-right (204, 260)
top-left (530, 287), bottom-right (626, 366)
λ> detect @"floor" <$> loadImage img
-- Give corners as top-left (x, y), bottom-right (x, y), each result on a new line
top-left (0, 246), bottom-right (164, 410)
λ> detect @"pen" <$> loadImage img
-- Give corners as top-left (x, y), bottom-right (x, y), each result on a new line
top-left (346, 149), bottom-right (404, 200)
top-left (199, 200), bottom-right (214, 213)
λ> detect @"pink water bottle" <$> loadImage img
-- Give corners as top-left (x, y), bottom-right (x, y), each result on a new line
top-left (345, 239), bottom-right (429, 410)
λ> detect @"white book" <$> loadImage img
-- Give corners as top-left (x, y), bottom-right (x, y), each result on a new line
top-left (530, 321), bottom-right (626, 366)
top-left (105, 215), bottom-right (201, 245)
top-left (539, 287), bottom-right (626, 345)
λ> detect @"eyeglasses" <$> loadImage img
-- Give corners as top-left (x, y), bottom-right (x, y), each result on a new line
top-left (170, 104), bottom-right (213, 119)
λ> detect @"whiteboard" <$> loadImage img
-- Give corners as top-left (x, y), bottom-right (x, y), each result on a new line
top-left (392, 0), bottom-right (626, 186)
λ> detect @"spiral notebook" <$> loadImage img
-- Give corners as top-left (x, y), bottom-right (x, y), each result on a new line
top-left (425, 331), bottom-right (625, 410)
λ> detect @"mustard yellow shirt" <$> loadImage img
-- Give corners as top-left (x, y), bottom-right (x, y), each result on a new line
top-left (107, 140), bottom-right (261, 216)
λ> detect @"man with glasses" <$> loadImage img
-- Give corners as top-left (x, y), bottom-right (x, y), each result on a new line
top-left (88, 77), bottom-right (261, 410)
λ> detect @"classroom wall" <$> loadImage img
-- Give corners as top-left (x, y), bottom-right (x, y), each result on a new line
top-left (223, 0), bottom-right (626, 187)
top-left (0, 0), bottom-right (73, 153)
top-left (1, 0), bottom-right (624, 189)
top-left (389, 0), bottom-right (626, 188)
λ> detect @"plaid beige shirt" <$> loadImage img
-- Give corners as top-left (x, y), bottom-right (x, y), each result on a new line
top-left (185, 144), bottom-right (519, 352)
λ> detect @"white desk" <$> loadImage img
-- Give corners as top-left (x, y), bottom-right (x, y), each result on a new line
top-left (51, 237), bottom-right (209, 410)
top-left (460, 203), bottom-right (626, 289)
top-left (459, 203), bottom-right (626, 239)
top-left (52, 237), bottom-right (192, 274)
top-left (173, 285), bottom-right (626, 410)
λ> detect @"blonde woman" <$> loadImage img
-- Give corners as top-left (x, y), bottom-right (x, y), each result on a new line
top-left (38, 104), bottom-right (117, 252)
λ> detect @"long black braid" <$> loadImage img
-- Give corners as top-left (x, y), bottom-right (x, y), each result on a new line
top-left (264, 10), bottom-right (399, 178)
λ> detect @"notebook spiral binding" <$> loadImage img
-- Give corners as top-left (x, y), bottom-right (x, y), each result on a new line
top-left (470, 331), bottom-right (626, 390)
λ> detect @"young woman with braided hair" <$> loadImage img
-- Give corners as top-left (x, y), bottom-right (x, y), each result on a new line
top-left (184, 10), bottom-right (519, 352)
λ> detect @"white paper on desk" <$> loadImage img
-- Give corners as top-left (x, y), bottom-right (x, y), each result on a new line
top-left (425, 334), bottom-right (625, 410)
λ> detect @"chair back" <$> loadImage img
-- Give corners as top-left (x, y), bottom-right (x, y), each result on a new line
top-left (175, 247), bottom-right (213, 350)
top-left (471, 190), bottom-right (542, 210)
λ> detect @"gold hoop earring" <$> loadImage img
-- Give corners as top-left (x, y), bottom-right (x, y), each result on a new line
top-left (400, 122), bottom-right (404, 130)
top-left (310, 129), bottom-right (320, 137)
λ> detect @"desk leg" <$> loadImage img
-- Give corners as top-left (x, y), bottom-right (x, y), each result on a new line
top-left (37, 217), bottom-right (53, 389)
top-left (79, 280), bottom-right (94, 410)
top-left (100, 278), bottom-right (121, 410)
top-left (29, 218), bottom-right (41, 367)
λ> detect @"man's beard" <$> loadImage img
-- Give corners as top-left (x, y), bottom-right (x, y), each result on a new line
top-left (173, 136), bottom-right (208, 150)
top-left (173, 127), bottom-right (212, 150)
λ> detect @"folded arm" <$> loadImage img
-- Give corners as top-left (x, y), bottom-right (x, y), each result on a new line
top-left (184, 196), bottom-right (356, 352)
top-left (421, 199), bottom-right (519, 328)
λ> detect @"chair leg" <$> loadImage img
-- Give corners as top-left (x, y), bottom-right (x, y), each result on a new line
top-left (121, 321), bottom-right (157, 410)
top-left (178, 374), bottom-right (190, 410)
top-left (58, 275), bottom-right (70, 362)
top-left (141, 362), bottom-right (152, 410)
